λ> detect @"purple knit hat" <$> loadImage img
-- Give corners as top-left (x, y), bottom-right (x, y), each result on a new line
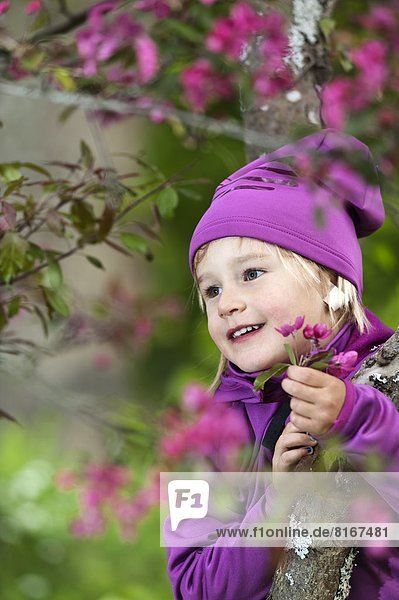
top-left (189, 128), bottom-right (384, 296)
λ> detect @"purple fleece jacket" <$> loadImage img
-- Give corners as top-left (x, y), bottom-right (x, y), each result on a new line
top-left (166, 309), bottom-right (399, 599)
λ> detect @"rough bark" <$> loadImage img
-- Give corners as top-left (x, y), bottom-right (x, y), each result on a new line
top-left (243, 0), bottom-right (338, 160)
top-left (265, 330), bottom-right (399, 600)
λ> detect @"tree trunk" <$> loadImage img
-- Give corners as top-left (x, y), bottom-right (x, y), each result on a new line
top-left (243, 0), bottom-right (338, 160)
top-left (242, 2), bottom-right (399, 598)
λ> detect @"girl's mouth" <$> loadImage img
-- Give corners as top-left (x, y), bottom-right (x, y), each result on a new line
top-left (230, 323), bottom-right (265, 342)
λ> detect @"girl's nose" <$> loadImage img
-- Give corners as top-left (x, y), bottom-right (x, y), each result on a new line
top-left (218, 292), bottom-right (247, 317)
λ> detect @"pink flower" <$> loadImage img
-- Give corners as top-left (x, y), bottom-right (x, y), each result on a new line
top-left (159, 399), bottom-right (248, 468)
top-left (135, 0), bottom-right (171, 18)
top-left (182, 383), bottom-right (212, 413)
top-left (360, 7), bottom-right (396, 33)
top-left (254, 64), bottom-right (293, 99)
top-left (350, 40), bottom-right (389, 95)
top-left (180, 59), bottom-right (234, 112)
top-left (25, 0), bottom-right (42, 14)
top-left (275, 315), bottom-right (304, 337)
top-left (134, 34), bottom-right (159, 83)
top-left (206, 1), bottom-right (268, 60)
top-left (0, 0), bottom-right (10, 15)
top-left (71, 510), bottom-right (105, 537)
top-left (321, 78), bottom-right (352, 129)
top-left (326, 160), bottom-right (366, 202)
top-left (303, 323), bottom-right (332, 340)
top-left (327, 350), bottom-right (358, 377)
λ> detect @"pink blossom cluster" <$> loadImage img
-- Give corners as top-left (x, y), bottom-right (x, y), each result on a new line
top-left (26, 0), bottom-right (42, 14)
top-left (275, 315), bottom-right (304, 337)
top-left (274, 315), bottom-right (359, 378)
top-left (303, 323), bottom-right (331, 341)
top-left (294, 150), bottom-right (369, 210)
top-left (159, 383), bottom-right (248, 469)
top-left (322, 4), bottom-right (395, 130)
top-left (0, 0), bottom-right (9, 14)
top-left (75, 1), bottom-right (159, 83)
top-left (327, 350), bottom-right (358, 377)
top-left (180, 59), bottom-right (234, 112)
top-left (204, 3), bottom-right (292, 102)
top-left (56, 462), bottom-right (159, 539)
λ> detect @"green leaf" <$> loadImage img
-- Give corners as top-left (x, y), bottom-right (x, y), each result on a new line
top-left (71, 201), bottom-right (96, 235)
top-left (0, 232), bottom-right (29, 283)
top-left (253, 363), bottom-right (289, 391)
top-left (306, 349), bottom-right (334, 363)
top-left (86, 255), bottom-right (105, 270)
top-left (53, 67), bottom-right (77, 92)
top-left (0, 303), bottom-right (7, 331)
top-left (120, 233), bottom-right (153, 259)
top-left (29, 9), bottom-right (50, 32)
top-left (319, 17), bottom-right (336, 40)
top-left (8, 296), bottom-right (21, 318)
top-left (178, 187), bottom-right (202, 201)
top-left (80, 140), bottom-right (94, 170)
top-left (26, 242), bottom-right (45, 262)
top-left (0, 407), bottom-right (20, 425)
top-left (20, 48), bottom-right (45, 71)
top-left (4, 177), bottom-right (25, 198)
top-left (32, 305), bottom-right (49, 337)
top-left (157, 187), bottom-right (178, 219)
top-left (98, 203), bottom-right (115, 240)
top-left (163, 18), bottom-right (203, 43)
top-left (43, 288), bottom-right (70, 317)
top-left (45, 253), bottom-right (63, 289)
top-left (21, 162), bottom-right (52, 178)
top-left (338, 50), bottom-right (353, 73)
top-left (59, 105), bottom-right (78, 123)
top-left (284, 343), bottom-right (297, 365)
top-left (0, 164), bottom-right (22, 183)
top-left (308, 360), bottom-right (330, 371)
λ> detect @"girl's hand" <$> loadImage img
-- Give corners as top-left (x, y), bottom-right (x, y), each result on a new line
top-left (281, 365), bottom-right (346, 436)
top-left (272, 421), bottom-right (318, 472)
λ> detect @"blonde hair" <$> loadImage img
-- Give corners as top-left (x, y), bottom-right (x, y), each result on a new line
top-left (192, 237), bottom-right (370, 393)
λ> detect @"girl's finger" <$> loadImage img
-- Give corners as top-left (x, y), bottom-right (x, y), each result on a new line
top-left (286, 365), bottom-right (330, 387)
top-left (278, 432), bottom-right (317, 451)
top-left (282, 378), bottom-right (321, 404)
top-left (290, 397), bottom-right (316, 419)
top-left (280, 446), bottom-right (314, 468)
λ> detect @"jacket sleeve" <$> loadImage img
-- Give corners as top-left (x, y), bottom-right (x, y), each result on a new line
top-left (326, 380), bottom-right (399, 470)
top-left (165, 488), bottom-right (276, 600)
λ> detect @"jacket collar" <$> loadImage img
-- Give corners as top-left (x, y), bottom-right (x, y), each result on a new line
top-left (213, 308), bottom-right (394, 404)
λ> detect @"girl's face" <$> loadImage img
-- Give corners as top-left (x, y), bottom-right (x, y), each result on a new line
top-left (196, 237), bottom-right (334, 373)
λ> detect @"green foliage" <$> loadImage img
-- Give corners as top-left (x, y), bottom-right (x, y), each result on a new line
top-left (0, 146), bottom-right (196, 352)
top-left (0, 232), bottom-right (31, 284)
top-left (0, 418), bottom-right (173, 600)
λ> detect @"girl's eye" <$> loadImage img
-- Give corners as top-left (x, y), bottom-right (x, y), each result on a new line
top-left (204, 286), bottom-right (220, 299)
top-left (244, 268), bottom-right (265, 281)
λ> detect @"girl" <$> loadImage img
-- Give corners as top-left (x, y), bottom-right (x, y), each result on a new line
top-left (166, 129), bottom-right (399, 599)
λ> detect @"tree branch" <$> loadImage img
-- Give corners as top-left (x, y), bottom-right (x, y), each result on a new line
top-left (0, 80), bottom-right (287, 152)
top-left (0, 243), bottom-right (82, 287)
